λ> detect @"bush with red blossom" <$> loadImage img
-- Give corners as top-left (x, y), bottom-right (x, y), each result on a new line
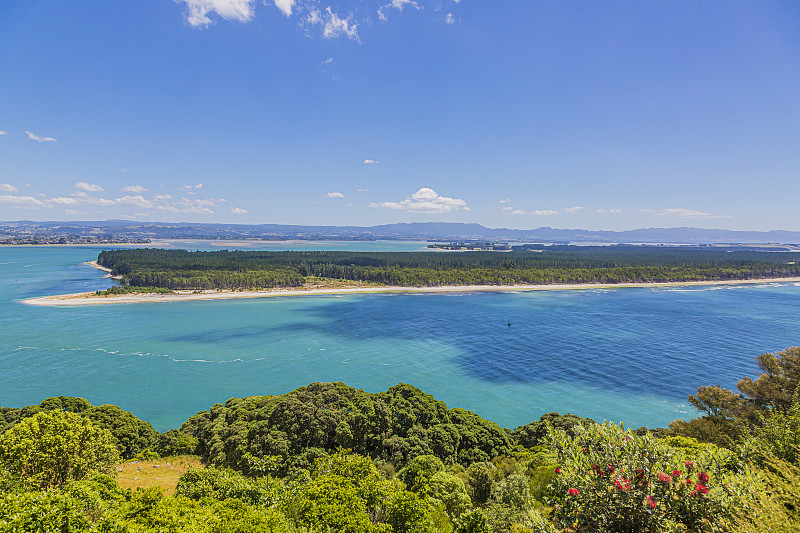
top-left (545, 421), bottom-right (744, 532)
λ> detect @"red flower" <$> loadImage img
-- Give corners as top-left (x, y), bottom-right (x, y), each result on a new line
top-left (657, 471), bottom-right (671, 483)
top-left (591, 464), bottom-right (601, 474)
top-left (614, 478), bottom-right (631, 491)
top-left (555, 467), bottom-right (562, 474)
top-left (693, 482), bottom-right (709, 495)
top-left (645, 495), bottom-right (657, 509)
top-left (698, 471), bottom-right (710, 484)
top-left (567, 488), bottom-right (579, 497)
top-left (684, 460), bottom-right (695, 471)
top-left (606, 464), bottom-right (616, 474)
top-left (671, 469), bottom-right (682, 478)
top-left (634, 468), bottom-right (644, 479)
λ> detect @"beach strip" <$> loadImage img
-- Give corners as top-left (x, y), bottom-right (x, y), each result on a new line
top-left (20, 277), bottom-right (800, 306)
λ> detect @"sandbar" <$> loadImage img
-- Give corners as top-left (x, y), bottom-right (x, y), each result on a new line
top-left (20, 277), bottom-right (800, 306)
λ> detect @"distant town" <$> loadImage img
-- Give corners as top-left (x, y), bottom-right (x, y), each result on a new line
top-left (2, 220), bottom-right (800, 248)
top-left (1, 235), bottom-right (151, 245)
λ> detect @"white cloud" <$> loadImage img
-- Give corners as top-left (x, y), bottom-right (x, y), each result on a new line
top-left (0, 184), bottom-right (18, 192)
top-left (63, 209), bottom-right (89, 216)
top-left (378, 0), bottom-right (420, 21)
top-left (444, 12), bottom-right (455, 24)
top-left (370, 187), bottom-right (469, 213)
top-left (357, 188), bottom-right (369, 192)
top-left (47, 196), bottom-right (78, 205)
top-left (0, 195), bottom-right (52, 208)
top-left (179, 0), bottom-right (255, 27)
top-left (116, 195), bottom-right (155, 209)
top-left (654, 208), bottom-right (730, 219)
top-left (306, 7), bottom-right (359, 40)
top-left (154, 196), bottom-right (223, 214)
top-left (75, 181), bottom-right (104, 192)
top-left (597, 208), bottom-right (622, 214)
top-left (511, 209), bottom-right (526, 215)
top-left (231, 207), bottom-right (248, 214)
top-left (363, 159), bottom-right (379, 165)
top-left (189, 197), bottom-right (224, 207)
top-left (273, 0), bottom-right (294, 16)
top-left (321, 57), bottom-right (334, 66)
top-left (25, 131), bottom-right (57, 142)
top-left (122, 184), bottom-right (149, 193)
top-left (0, 130), bottom-right (7, 135)
top-left (499, 198), bottom-right (510, 204)
top-left (182, 183), bottom-right (203, 190)
top-left (326, 192), bottom-right (345, 198)
top-left (154, 194), bottom-right (174, 201)
top-left (501, 206), bottom-right (513, 212)
top-left (564, 206), bottom-right (584, 214)
top-left (70, 192), bottom-right (116, 206)
top-left (531, 209), bottom-right (558, 216)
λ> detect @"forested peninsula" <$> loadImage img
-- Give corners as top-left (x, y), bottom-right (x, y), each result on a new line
top-left (2, 347), bottom-right (799, 532)
top-left (94, 247), bottom-right (800, 293)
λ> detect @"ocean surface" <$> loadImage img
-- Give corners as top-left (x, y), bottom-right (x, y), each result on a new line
top-left (2, 242), bottom-right (800, 432)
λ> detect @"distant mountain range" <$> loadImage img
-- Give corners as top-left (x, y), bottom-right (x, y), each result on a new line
top-left (2, 220), bottom-right (800, 244)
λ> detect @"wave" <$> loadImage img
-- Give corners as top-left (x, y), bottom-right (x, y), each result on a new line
top-left (68, 345), bottom-right (266, 364)
top-left (656, 286), bottom-right (735, 292)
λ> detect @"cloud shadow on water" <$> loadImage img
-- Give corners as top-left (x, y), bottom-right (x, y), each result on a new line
top-left (208, 288), bottom-right (796, 402)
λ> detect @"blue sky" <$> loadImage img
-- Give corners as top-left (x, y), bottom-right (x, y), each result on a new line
top-left (1, 1), bottom-right (798, 230)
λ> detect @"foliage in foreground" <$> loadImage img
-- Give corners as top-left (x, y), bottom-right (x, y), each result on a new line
top-left (181, 381), bottom-right (513, 474)
top-left (2, 346), bottom-right (800, 532)
top-left (670, 346), bottom-right (800, 447)
top-left (0, 395), bottom-right (174, 460)
top-left (0, 411), bottom-right (120, 489)
top-left (546, 422), bottom-right (742, 532)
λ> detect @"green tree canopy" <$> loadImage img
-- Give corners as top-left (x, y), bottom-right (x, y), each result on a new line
top-left (84, 404), bottom-right (159, 459)
top-left (673, 347), bottom-right (800, 447)
top-left (0, 410), bottom-right (120, 489)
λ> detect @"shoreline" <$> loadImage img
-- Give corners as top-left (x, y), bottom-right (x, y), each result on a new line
top-left (20, 277), bottom-right (800, 307)
top-left (87, 260), bottom-right (113, 276)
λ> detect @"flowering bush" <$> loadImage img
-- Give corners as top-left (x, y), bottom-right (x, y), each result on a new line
top-left (545, 421), bottom-right (744, 532)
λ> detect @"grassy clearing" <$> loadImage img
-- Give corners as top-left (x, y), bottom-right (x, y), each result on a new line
top-left (115, 455), bottom-right (205, 495)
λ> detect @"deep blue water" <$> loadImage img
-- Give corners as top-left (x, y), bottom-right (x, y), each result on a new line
top-left (2, 243), bottom-right (799, 431)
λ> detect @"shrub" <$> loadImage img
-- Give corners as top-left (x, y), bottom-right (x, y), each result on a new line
top-left (545, 421), bottom-right (744, 532)
top-left (0, 411), bottom-right (120, 489)
top-left (399, 454), bottom-right (445, 493)
top-left (177, 467), bottom-right (279, 505)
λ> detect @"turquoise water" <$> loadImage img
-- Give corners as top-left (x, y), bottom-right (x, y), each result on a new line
top-left (2, 244), bottom-right (800, 432)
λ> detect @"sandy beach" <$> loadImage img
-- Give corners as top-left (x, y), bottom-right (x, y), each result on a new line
top-left (20, 277), bottom-right (800, 307)
top-left (87, 260), bottom-right (114, 276)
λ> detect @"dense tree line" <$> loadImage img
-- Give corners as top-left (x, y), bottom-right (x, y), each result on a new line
top-left (181, 382), bottom-right (513, 475)
top-left (0, 396), bottom-right (193, 461)
top-left (96, 248), bottom-right (800, 290)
